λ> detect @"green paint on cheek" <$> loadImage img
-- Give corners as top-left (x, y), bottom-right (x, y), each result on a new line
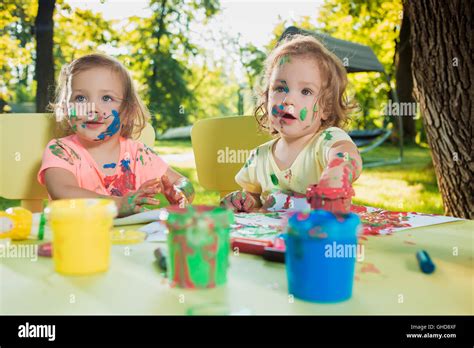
top-left (71, 124), bottom-right (77, 132)
top-left (139, 155), bottom-right (144, 165)
top-left (300, 107), bottom-right (307, 121)
top-left (270, 173), bottom-right (279, 186)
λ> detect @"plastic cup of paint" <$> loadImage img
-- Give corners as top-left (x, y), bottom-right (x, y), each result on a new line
top-left (45, 199), bottom-right (117, 275)
top-left (306, 184), bottom-right (355, 214)
top-left (284, 209), bottom-right (360, 303)
top-left (164, 205), bottom-right (234, 289)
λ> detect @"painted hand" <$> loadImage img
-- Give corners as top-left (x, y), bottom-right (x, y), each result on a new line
top-left (161, 175), bottom-right (194, 208)
top-left (118, 178), bottom-right (162, 216)
top-left (220, 190), bottom-right (257, 212)
top-left (307, 153), bottom-right (358, 214)
top-left (318, 153), bottom-right (358, 189)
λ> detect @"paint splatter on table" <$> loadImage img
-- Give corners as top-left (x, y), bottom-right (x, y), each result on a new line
top-left (230, 205), bottom-right (463, 240)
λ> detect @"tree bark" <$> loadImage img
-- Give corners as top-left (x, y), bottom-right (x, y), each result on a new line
top-left (405, 0), bottom-right (473, 218)
top-left (395, 4), bottom-right (416, 143)
top-left (34, 0), bottom-right (56, 112)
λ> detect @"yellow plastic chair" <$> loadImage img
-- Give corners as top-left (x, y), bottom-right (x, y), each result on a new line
top-left (0, 113), bottom-right (156, 212)
top-left (191, 116), bottom-right (272, 198)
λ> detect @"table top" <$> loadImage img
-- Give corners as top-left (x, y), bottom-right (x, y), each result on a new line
top-left (1, 219), bottom-right (473, 315)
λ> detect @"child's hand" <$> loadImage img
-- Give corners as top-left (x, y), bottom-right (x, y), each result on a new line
top-left (220, 191), bottom-right (258, 212)
top-left (117, 179), bottom-right (162, 216)
top-left (307, 166), bottom-right (354, 214)
top-left (160, 175), bottom-right (192, 208)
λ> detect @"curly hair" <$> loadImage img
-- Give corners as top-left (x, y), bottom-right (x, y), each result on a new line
top-left (50, 53), bottom-right (150, 139)
top-left (254, 34), bottom-right (356, 135)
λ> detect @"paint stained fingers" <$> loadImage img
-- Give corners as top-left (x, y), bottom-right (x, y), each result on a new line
top-left (241, 192), bottom-right (256, 212)
top-left (176, 195), bottom-right (188, 208)
top-left (138, 181), bottom-right (163, 197)
top-left (138, 197), bottom-right (161, 206)
top-left (160, 175), bottom-right (172, 190)
top-left (133, 204), bottom-right (151, 214)
top-left (160, 175), bottom-right (176, 200)
top-left (141, 186), bottom-right (162, 197)
top-left (138, 178), bottom-right (162, 191)
top-left (220, 194), bottom-right (236, 210)
top-left (165, 188), bottom-right (186, 206)
top-left (230, 191), bottom-right (244, 211)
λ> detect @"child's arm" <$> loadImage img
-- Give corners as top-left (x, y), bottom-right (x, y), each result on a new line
top-left (307, 140), bottom-right (362, 214)
top-left (44, 168), bottom-right (162, 217)
top-left (319, 140), bottom-right (362, 188)
top-left (159, 168), bottom-right (195, 207)
top-left (220, 190), bottom-right (262, 212)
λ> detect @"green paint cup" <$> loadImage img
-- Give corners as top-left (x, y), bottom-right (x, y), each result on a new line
top-left (165, 205), bottom-right (234, 289)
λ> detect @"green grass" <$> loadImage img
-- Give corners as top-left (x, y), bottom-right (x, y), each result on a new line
top-left (353, 143), bottom-right (443, 214)
top-left (153, 139), bottom-right (192, 154)
top-left (0, 140), bottom-right (443, 215)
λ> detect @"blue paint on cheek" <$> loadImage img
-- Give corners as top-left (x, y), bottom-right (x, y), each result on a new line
top-left (103, 163), bottom-right (117, 169)
top-left (272, 106), bottom-right (279, 116)
top-left (96, 109), bottom-right (121, 141)
top-left (81, 124), bottom-right (86, 128)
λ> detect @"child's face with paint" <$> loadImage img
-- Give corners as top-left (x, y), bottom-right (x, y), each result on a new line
top-left (67, 67), bottom-right (123, 143)
top-left (267, 55), bottom-right (327, 139)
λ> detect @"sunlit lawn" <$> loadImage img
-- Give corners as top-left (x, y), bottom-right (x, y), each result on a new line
top-left (353, 144), bottom-right (443, 214)
top-left (0, 140), bottom-right (444, 215)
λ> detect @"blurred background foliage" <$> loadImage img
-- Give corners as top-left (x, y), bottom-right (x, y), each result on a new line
top-left (1, 0), bottom-right (425, 142)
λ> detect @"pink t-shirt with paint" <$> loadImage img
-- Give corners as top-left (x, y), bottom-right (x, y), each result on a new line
top-left (38, 135), bottom-right (169, 197)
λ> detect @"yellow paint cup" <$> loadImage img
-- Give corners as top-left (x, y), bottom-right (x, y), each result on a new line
top-left (45, 199), bottom-right (117, 275)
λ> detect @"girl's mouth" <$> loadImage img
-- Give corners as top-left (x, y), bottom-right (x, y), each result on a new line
top-left (281, 113), bottom-right (296, 120)
top-left (84, 121), bottom-right (104, 129)
top-left (280, 113), bottom-right (297, 124)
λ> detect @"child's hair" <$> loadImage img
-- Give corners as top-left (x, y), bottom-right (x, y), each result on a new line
top-left (51, 53), bottom-right (150, 138)
top-left (255, 34), bottom-right (355, 135)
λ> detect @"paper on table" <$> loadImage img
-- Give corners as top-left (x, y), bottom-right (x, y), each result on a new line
top-left (231, 212), bottom-right (288, 240)
top-left (113, 209), bottom-right (168, 226)
top-left (230, 207), bottom-right (465, 240)
top-left (138, 221), bottom-right (168, 242)
top-left (351, 205), bottom-right (464, 235)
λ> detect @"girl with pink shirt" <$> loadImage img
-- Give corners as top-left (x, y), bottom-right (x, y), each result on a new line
top-left (38, 53), bottom-right (194, 217)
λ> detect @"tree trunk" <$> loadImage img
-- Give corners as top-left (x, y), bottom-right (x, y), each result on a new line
top-left (405, 0), bottom-right (473, 218)
top-left (395, 4), bottom-right (416, 143)
top-left (34, 0), bottom-right (56, 112)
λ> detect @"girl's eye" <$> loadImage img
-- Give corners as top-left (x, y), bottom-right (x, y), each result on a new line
top-left (302, 88), bottom-right (313, 96)
top-left (75, 95), bottom-right (86, 102)
top-left (102, 95), bottom-right (113, 102)
top-left (275, 86), bottom-right (286, 93)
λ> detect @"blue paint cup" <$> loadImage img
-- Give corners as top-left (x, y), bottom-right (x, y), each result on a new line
top-left (285, 210), bottom-right (361, 303)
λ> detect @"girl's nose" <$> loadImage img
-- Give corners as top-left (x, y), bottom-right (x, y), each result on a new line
top-left (282, 94), bottom-right (294, 106)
